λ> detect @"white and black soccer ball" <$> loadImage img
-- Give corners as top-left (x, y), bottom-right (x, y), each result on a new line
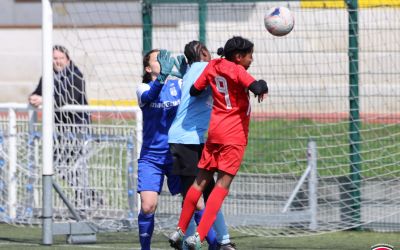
top-left (264, 7), bottom-right (294, 36)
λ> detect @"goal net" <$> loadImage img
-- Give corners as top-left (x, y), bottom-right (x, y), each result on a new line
top-left (0, 0), bottom-right (400, 238)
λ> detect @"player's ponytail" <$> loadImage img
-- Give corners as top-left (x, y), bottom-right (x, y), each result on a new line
top-left (217, 47), bottom-right (224, 57)
top-left (142, 49), bottom-right (159, 83)
top-left (222, 36), bottom-right (254, 61)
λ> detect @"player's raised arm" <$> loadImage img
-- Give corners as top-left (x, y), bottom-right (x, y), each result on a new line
top-left (137, 49), bottom-right (174, 105)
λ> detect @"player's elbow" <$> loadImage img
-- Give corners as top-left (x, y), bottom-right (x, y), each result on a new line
top-left (190, 85), bottom-right (203, 96)
top-left (249, 80), bottom-right (268, 95)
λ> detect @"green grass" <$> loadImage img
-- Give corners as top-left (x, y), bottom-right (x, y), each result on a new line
top-left (0, 223), bottom-right (399, 250)
top-left (243, 119), bottom-right (400, 177)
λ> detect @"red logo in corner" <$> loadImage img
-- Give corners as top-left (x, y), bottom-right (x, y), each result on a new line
top-left (371, 244), bottom-right (394, 250)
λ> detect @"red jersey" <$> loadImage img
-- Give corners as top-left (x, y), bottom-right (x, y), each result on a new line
top-left (193, 58), bottom-right (255, 145)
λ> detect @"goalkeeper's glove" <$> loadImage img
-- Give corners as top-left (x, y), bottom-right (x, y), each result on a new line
top-left (156, 49), bottom-right (174, 83)
top-left (171, 55), bottom-right (188, 78)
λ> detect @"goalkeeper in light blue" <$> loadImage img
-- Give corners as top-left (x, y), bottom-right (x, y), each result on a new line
top-left (135, 49), bottom-right (183, 250)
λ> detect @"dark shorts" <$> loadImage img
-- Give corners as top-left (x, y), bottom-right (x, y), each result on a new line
top-left (169, 143), bottom-right (215, 201)
top-left (169, 143), bottom-right (204, 176)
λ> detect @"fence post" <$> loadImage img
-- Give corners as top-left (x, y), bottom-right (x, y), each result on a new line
top-left (135, 110), bottom-right (142, 215)
top-left (7, 108), bottom-right (17, 220)
top-left (198, 0), bottom-right (207, 44)
top-left (347, 0), bottom-right (362, 230)
top-left (307, 140), bottom-right (318, 231)
top-left (0, 130), bottom-right (4, 215)
top-left (26, 108), bottom-right (38, 219)
top-left (142, 0), bottom-right (152, 55)
top-left (127, 137), bottom-right (136, 220)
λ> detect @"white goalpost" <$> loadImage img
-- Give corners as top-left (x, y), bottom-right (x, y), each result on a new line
top-left (41, 0), bottom-right (54, 244)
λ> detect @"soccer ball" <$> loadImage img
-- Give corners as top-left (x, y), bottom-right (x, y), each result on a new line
top-left (264, 7), bottom-right (294, 36)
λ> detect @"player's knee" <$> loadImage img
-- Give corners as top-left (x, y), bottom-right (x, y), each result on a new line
top-left (141, 202), bottom-right (157, 214)
top-left (196, 199), bottom-right (205, 210)
top-left (195, 203), bottom-right (204, 210)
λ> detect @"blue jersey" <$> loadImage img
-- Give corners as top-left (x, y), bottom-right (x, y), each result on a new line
top-left (168, 62), bottom-right (212, 144)
top-left (136, 77), bottom-right (182, 162)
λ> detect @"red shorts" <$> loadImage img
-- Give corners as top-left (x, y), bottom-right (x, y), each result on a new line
top-left (197, 142), bottom-right (246, 176)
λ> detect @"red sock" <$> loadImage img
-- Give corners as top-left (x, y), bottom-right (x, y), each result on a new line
top-left (197, 186), bottom-right (229, 241)
top-left (178, 185), bottom-right (202, 234)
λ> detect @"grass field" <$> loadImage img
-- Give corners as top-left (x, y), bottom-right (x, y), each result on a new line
top-left (0, 223), bottom-right (399, 250)
top-left (244, 119), bottom-right (400, 177)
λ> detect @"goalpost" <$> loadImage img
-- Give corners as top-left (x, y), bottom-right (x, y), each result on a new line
top-left (41, 0), bottom-right (54, 244)
top-left (1, 0), bottom-right (400, 245)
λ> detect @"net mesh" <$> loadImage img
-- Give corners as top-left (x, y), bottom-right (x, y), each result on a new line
top-left (0, 0), bottom-right (399, 237)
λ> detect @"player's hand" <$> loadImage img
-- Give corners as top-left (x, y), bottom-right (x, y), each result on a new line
top-left (29, 94), bottom-right (43, 107)
top-left (157, 49), bottom-right (174, 83)
top-left (171, 55), bottom-right (188, 78)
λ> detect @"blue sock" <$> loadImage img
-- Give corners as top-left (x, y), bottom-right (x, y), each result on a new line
top-left (194, 209), bottom-right (218, 250)
top-left (183, 216), bottom-right (196, 250)
top-left (138, 212), bottom-right (154, 250)
top-left (213, 210), bottom-right (230, 245)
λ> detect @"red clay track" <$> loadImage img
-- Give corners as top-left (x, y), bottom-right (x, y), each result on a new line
top-left (2, 112), bottom-right (400, 124)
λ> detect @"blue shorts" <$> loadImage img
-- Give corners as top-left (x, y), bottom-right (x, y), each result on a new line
top-left (137, 157), bottom-right (181, 195)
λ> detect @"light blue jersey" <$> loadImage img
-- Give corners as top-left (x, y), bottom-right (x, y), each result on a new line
top-left (168, 62), bottom-right (212, 144)
top-left (136, 77), bottom-right (182, 162)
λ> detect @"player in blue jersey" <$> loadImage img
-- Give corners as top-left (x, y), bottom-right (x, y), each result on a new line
top-left (168, 41), bottom-right (236, 250)
top-left (136, 49), bottom-right (182, 250)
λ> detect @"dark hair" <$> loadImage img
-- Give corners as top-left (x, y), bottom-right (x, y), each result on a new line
top-left (184, 40), bottom-right (208, 65)
top-left (53, 45), bottom-right (70, 60)
top-left (142, 49), bottom-right (159, 83)
top-left (217, 36), bottom-right (254, 61)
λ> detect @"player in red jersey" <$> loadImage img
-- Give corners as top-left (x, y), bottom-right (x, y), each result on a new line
top-left (169, 36), bottom-right (268, 250)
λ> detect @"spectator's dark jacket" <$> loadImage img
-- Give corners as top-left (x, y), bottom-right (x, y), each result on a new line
top-left (32, 61), bottom-right (90, 125)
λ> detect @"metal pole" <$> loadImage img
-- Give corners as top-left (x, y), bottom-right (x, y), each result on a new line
top-left (127, 138), bottom-right (136, 219)
top-left (42, 0), bottom-right (54, 245)
top-left (135, 109), bottom-right (143, 214)
top-left (347, 0), bottom-right (361, 230)
top-left (52, 181), bottom-right (82, 221)
top-left (198, 0), bottom-right (207, 44)
top-left (27, 109), bottom-right (39, 214)
top-left (307, 140), bottom-right (318, 231)
top-left (7, 108), bottom-right (17, 220)
top-left (282, 164), bottom-right (311, 213)
top-left (142, 0), bottom-right (152, 55)
top-left (135, 110), bottom-right (142, 159)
